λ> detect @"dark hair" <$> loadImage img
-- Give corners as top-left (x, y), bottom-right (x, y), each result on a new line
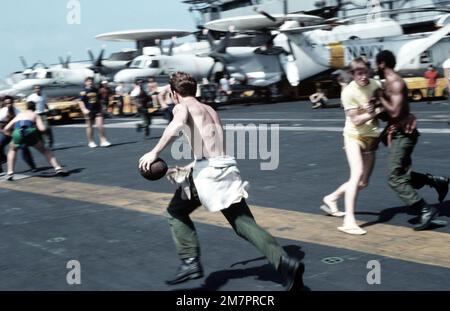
top-left (376, 50), bottom-right (396, 69)
top-left (26, 101), bottom-right (36, 111)
top-left (3, 95), bottom-right (14, 102)
top-left (85, 77), bottom-right (94, 82)
top-left (169, 72), bottom-right (197, 97)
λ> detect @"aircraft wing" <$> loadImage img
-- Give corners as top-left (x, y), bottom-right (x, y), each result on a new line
top-left (395, 22), bottom-right (450, 71)
top-left (203, 14), bottom-right (323, 32)
top-left (279, 24), bottom-right (332, 34)
top-left (96, 29), bottom-right (192, 42)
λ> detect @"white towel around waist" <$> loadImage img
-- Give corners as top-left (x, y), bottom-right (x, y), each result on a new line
top-left (192, 156), bottom-right (249, 212)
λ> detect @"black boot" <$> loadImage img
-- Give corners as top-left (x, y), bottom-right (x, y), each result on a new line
top-left (426, 174), bottom-right (449, 203)
top-left (166, 257), bottom-right (204, 285)
top-left (278, 256), bottom-right (305, 291)
top-left (414, 204), bottom-right (439, 231)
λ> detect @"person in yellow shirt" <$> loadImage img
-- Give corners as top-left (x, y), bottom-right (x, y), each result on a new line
top-left (321, 58), bottom-right (385, 235)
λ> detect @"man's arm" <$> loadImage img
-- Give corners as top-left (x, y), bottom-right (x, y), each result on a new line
top-left (431, 70), bottom-right (439, 79)
top-left (2, 116), bottom-right (17, 136)
top-left (35, 115), bottom-right (46, 132)
top-left (158, 85), bottom-right (171, 109)
top-left (346, 107), bottom-right (384, 126)
top-left (378, 80), bottom-right (404, 119)
top-left (78, 100), bottom-right (89, 115)
top-left (152, 104), bottom-right (188, 154)
top-left (139, 104), bottom-right (188, 171)
top-left (44, 96), bottom-right (50, 111)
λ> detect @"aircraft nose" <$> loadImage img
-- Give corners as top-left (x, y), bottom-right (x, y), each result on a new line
top-left (14, 80), bottom-right (32, 92)
top-left (114, 70), bottom-right (133, 84)
top-left (14, 79), bottom-right (50, 95)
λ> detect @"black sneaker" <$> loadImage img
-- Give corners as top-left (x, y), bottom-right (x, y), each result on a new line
top-left (166, 257), bottom-right (204, 285)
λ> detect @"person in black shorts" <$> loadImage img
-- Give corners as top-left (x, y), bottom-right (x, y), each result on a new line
top-left (78, 77), bottom-right (111, 148)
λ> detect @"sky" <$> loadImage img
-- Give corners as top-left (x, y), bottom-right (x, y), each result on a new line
top-left (0, 0), bottom-right (195, 77)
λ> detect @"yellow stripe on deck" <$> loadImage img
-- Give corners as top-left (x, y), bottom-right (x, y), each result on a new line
top-left (1, 178), bottom-right (449, 269)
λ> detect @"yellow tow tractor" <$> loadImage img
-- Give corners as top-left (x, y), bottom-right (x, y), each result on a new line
top-left (404, 77), bottom-right (448, 102)
top-left (15, 95), bottom-right (160, 122)
top-left (15, 99), bottom-right (83, 121)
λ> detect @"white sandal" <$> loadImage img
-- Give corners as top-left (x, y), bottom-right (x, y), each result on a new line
top-left (337, 226), bottom-right (367, 235)
top-left (320, 203), bottom-right (345, 217)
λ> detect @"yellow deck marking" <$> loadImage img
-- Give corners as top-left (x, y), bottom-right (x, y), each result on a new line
top-left (1, 178), bottom-right (449, 269)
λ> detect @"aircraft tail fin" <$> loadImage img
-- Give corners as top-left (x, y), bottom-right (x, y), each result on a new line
top-left (395, 22), bottom-right (450, 70)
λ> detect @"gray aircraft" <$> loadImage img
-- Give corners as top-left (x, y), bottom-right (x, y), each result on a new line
top-left (204, 6), bottom-right (450, 87)
top-left (0, 49), bottom-right (137, 98)
top-left (96, 29), bottom-right (215, 87)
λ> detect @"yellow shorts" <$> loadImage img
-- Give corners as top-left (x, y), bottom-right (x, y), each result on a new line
top-left (344, 134), bottom-right (379, 153)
